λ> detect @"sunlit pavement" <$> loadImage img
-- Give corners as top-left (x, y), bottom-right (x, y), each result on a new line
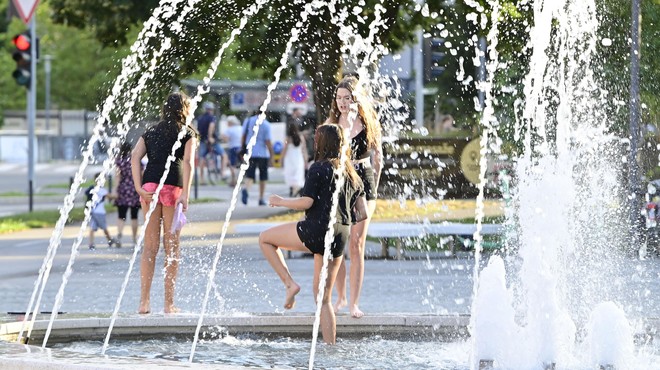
top-left (0, 163), bottom-right (659, 323)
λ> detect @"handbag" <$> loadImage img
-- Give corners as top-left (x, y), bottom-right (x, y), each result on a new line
top-left (352, 195), bottom-right (369, 223)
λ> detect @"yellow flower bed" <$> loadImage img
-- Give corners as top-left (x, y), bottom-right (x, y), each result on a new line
top-left (266, 199), bottom-right (505, 223)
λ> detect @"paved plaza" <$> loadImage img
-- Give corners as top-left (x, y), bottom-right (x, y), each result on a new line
top-left (1, 162), bottom-right (660, 370)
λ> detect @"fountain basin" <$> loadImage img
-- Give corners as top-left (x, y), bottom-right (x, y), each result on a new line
top-left (0, 313), bottom-right (470, 344)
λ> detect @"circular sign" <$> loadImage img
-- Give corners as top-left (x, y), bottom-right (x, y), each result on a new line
top-left (290, 84), bottom-right (308, 103)
top-left (460, 137), bottom-right (482, 185)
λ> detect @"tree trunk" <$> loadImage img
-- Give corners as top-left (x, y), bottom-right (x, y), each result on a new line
top-left (301, 20), bottom-right (343, 127)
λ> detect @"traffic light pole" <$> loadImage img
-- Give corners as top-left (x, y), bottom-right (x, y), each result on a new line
top-left (27, 17), bottom-right (37, 212)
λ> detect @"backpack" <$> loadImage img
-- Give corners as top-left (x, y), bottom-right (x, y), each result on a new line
top-left (85, 186), bottom-right (94, 203)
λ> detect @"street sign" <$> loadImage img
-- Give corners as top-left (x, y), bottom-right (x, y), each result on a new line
top-left (12, 0), bottom-right (40, 24)
top-left (290, 84), bottom-right (308, 103)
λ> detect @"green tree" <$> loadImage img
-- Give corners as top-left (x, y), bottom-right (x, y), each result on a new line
top-left (0, 3), bottom-right (128, 127)
top-left (49, 0), bottom-right (428, 124)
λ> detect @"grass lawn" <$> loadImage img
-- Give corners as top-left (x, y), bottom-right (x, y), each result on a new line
top-left (0, 197), bottom-right (222, 234)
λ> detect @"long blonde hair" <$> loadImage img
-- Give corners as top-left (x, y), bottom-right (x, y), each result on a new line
top-left (326, 76), bottom-right (381, 150)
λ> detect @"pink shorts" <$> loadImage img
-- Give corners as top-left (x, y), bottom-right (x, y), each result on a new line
top-left (141, 182), bottom-right (182, 207)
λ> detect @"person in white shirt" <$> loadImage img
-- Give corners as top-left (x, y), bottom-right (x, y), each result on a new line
top-left (85, 172), bottom-right (118, 250)
top-left (222, 115), bottom-right (243, 187)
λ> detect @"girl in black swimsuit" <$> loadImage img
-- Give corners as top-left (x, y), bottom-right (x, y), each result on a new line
top-left (325, 76), bottom-right (383, 318)
top-left (259, 124), bottom-right (365, 344)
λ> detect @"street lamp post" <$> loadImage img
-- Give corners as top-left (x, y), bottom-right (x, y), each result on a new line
top-left (44, 55), bottom-right (52, 132)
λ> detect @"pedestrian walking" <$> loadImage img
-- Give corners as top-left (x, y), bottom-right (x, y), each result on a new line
top-left (240, 112), bottom-right (274, 206)
top-left (131, 92), bottom-right (198, 314)
top-left (327, 76), bottom-right (383, 318)
top-left (222, 115), bottom-right (243, 187)
top-left (196, 101), bottom-right (226, 185)
top-left (112, 141), bottom-right (141, 247)
top-left (85, 172), bottom-right (118, 250)
top-left (259, 124), bottom-right (366, 344)
top-left (281, 120), bottom-right (308, 196)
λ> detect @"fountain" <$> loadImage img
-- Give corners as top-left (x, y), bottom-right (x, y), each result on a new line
top-left (1, 0), bottom-right (659, 369)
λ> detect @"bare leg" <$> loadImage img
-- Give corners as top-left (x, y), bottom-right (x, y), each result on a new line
top-left (161, 205), bottom-right (179, 313)
top-left (117, 218), bottom-right (125, 243)
top-left (347, 200), bottom-right (377, 318)
top-left (139, 202), bottom-right (162, 314)
top-left (333, 260), bottom-right (347, 313)
top-left (103, 228), bottom-right (113, 242)
top-left (259, 180), bottom-right (266, 201)
top-left (315, 254), bottom-right (343, 344)
top-left (259, 223), bottom-right (309, 309)
top-left (89, 229), bottom-right (95, 247)
top-left (131, 218), bottom-right (139, 244)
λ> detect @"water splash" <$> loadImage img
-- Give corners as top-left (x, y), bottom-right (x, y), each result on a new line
top-left (18, 0), bottom-right (188, 344)
top-left (188, 0), bottom-right (319, 362)
top-left (101, 0), bottom-right (269, 356)
top-left (306, 3), bottom-right (391, 368)
top-left (488, 0), bottom-right (629, 368)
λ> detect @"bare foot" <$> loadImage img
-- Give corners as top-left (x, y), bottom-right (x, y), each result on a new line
top-left (138, 304), bottom-right (150, 314)
top-left (333, 298), bottom-right (347, 313)
top-left (284, 283), bottom-right (301, 310)
top-left (164, 306), bottom-right (180, 314)
top-left (350, 305), bottom-right (364, 319)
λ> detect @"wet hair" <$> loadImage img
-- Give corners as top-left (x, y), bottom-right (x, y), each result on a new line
top-left (326, 76), bottom-right (381, 150)
top-left (286, 120), bottom-right (301, 147)
top-left (160, 92), bottom-right (198, 137)
top-left (162, 92), bottom-right (190, 129)
top-left (314, 124), bottom-right (361, 188)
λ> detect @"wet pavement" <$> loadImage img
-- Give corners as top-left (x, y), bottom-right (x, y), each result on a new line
top-left (0, 162), bottom-right (658, 324)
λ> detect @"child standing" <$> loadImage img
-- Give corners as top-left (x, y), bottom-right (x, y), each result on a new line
top-left (86, 173), bottom-right (118, 250)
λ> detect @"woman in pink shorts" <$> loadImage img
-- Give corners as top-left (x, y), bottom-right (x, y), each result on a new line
top-left (131, 92), bottom-right (198, 314)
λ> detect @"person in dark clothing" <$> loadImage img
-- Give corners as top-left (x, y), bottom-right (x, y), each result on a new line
top-left (196, 102), bottom-right (226, 185)
top-left (131, 92), bottom-right (198, 314)
top-left (112, 141), bottom-right (141, 247)
top-left (259, 124), bottom-right (366, 344)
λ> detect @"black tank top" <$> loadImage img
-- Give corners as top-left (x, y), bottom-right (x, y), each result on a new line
top-left (142, 121), bottom-right (195, 187)
top-left (350, 129), bottom-right (370, 160)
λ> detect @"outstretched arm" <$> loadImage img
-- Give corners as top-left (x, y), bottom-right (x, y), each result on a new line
top-left (268, 195), bottom-right (313, 211)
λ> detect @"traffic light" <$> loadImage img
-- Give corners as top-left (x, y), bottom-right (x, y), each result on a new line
top-left (423, 37), bottom-right (446, 83)
top-left (11, 32), bottom-right (33, 88)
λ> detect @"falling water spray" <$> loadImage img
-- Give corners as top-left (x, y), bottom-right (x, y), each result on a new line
top-left (18, 0), bottom-right (190, 344)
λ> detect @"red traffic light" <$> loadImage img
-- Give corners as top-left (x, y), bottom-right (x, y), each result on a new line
top-left (12, 34), bottom-right (31, 51)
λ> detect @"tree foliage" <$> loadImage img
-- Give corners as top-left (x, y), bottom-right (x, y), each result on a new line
top-left (49, 0), bottom-right (428, 124)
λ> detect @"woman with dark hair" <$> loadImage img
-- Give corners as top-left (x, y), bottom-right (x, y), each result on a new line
top-left (112, 141), bottom-right (141, 247)
top-left (281, 119), bottom-right (308, 196)
top-left (326, 76), bottom-right (383, 318)
top-left (259, 124), bottom-right (365, 344)
top-left (131, 92), bottom-right (198, 314)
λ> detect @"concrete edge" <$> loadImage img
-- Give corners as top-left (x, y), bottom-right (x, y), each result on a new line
top-left (0, 313), bottom-right (471, 344)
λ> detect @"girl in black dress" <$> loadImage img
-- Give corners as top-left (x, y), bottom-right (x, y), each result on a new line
top-left (259, 124), bottom-right (365, 344)
top-left (326, 76), bottom-right (383, 318)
